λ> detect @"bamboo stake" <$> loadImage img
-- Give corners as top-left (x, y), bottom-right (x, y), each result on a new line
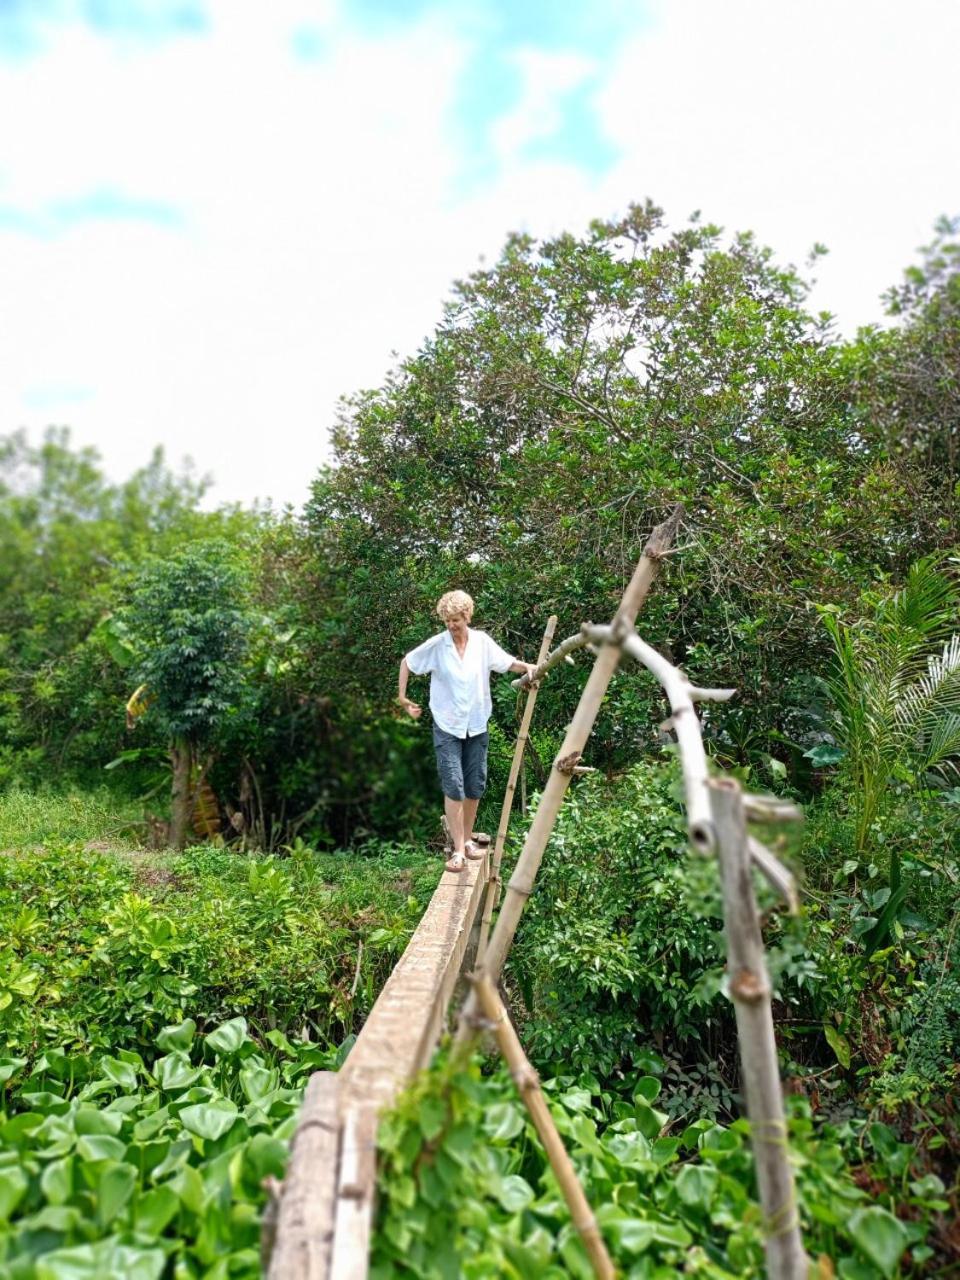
top-left (455, 505), bottom-right (683, 1047)
top-left (476, 614), bottom-right (558, 964)
top-left (582, 623), bottom-right (735, 853)
top-left (709, 778), bottom-right (809, 1280)
top-left (472, 975), bottom-right (615, 1280)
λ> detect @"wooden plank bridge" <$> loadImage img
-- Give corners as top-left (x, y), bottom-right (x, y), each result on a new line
top-left (266, 846), bottom-right (491, 1279)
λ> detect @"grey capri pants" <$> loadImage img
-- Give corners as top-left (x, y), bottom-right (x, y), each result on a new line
top-left (433, 726), bottom-right (489, 801)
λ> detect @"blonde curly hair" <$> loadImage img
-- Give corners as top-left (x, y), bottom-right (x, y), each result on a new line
top-left (436, 590), bottom-right (475, 623)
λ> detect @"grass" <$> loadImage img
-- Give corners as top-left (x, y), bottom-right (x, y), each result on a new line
top-left (0, 784), bottom-right (146, 850)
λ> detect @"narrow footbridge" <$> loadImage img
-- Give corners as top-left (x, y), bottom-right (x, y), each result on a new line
top-left (266, 847), bottom-right (491, 1280)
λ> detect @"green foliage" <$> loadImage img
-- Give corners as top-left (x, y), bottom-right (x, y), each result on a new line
top-left (125, 542), bottom-right (253, 750)
top-left (0, 1014), bottom-right (312, 1279)
top-left (816, 557), bottom-right (960, 851)
top-left (0, 826), bottom-right (441, 1275)
top-left (0, 831), bottom-right (438, 1061)
top-left (372, 1059), bottom-right (941, 1279)
top-left (508, 759), bottom-right (729, 1081)
top-left (0, 788), bottom-right (144, 851)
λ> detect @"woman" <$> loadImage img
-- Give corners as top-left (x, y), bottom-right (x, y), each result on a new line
top-left (398, 590), bottom-right (537, 872)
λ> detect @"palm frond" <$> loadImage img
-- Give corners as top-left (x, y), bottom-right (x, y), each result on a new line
top-left (896, 634), bottom-right (960, 732)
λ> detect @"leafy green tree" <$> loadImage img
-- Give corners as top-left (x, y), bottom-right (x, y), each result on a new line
top-left (303, 203), bottom-right (928, 801)
top-left (125, 542), bottom-right (253, 847)
top-left (0, 428), bottom-right (260, 787)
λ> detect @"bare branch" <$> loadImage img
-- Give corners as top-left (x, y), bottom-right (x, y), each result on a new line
top-left (748, 837), bottom-right (800, 914)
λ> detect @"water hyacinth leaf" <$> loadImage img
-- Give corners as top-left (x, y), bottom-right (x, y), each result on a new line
top-left (496, 1175), bottom-right (535, 1214)
top-left (0, 1165), bottom-right (28, 1221)
top-left (135, 1184), bottom-right (180, 1235)
top-left (98, 1161), bottom-right (137, 1227)
top-left (75, 1107), bottom-right (123, 1136)
top-left (674, 1163), bottom-right (719, 1209)
top-left (632, 1076), bottom-right (661, 1103)
top-left (847, 1206), bottom-right (909, 1278)
top-left (245, 1133), bottom-right (288, 1181)
top-left (156, 1019), bottom-right (196, 1053)
top-left (170, 1162), bottom-right (205, 1214)
top-left (239, 1063), bottom-right (277, 1104)
top-left (0, 1057), bottom-right (27, 1084)
top-left (482, 1102), bottom-right (524, 1142)
top-left (76, 1134), bottom-right (126, 1163)
top-left (28, 1205), bottom-right (84, 1233)
top-left (99, 1057), bottom-right (138, 1091)
top-left (204, 1018), bottom-right (248, 1056)
top-left (179, 1098), bottom-right (239, 1142)
top-left (156, 1054), bottom-right (202, 1092)
top-left (132, 1106), bottom-right (171, 1142)
top-left (35, 1239), bottom-right (166, 1280)
top-left (41, 1155), bottom-right (74, 1205)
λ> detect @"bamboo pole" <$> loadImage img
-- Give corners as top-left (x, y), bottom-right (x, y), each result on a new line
top-left (475, 614), bottom-right (558, 964)
top-left (455, 505), bottom-right (683, 1047)
top-left (472, 976), bottom-right (615, 1280)
top-left (709, 778), bottom-right (809, 1280)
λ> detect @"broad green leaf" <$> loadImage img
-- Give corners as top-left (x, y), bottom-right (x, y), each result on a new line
top-left (847, 1206), bottom-right (909, 1277)
top-left (204, 1017), bottom-right (248, 1056)
top-left (156, 1053), bottom-right (201, 1093)
top-left (674, 1163), bottom-right (718, 1209)
top-left (135, 1184), bottom-right (180, 1235)
top-left (0, 1057), bottom-right (27, 1084)
top-left (824, 1024), bottom-right (851, 1069)
top-left (632, 1076), bottom-right (661, 1103)
top-left (36, 1239), bottom-right (166, 1280)
top-left (99, 1057), bottom-right (138, 1091)
top-left (169, 1162), bottom-right (205, 1214)
top-left (76, 1134), bottom-right (127, 1164)
top-left (179, 1098), bottom-right (239, 1142)
top-left (75, 1107), bottom-right (123, 1136)
top-left (482, 1102), bottom-right (524, 1142)
top-left (156, 1019), bottom-right (196, 1053)
top-left (418, 1095), bottom-right (446, 1142)
top-left (496, 1175), bottom-right (534, 1214)
top-left (239, 1063), bottom-right (277, 1104)
top-left (41, 1155), bottom-right (74, 1205)
top-left (98, 1161), bottom-right (137, 1227)
top-left (0, 1165), bottom-right (28, 1221)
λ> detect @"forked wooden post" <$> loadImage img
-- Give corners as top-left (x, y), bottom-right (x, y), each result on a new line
top-left (709, 779), bottom-right (809, 1280)
top-left (476, 613), bottom-right (558, 964)
top-left (455, 504), bottom-right (683, 1047)
top-left (473, 975), bottom-right (615, 1280)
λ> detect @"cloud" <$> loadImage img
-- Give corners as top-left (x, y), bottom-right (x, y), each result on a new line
top-left (0, 0), bottom-right (957, 512)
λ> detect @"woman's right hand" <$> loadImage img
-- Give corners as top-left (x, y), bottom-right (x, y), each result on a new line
top-left (400, 697), bottom-right (422, 720)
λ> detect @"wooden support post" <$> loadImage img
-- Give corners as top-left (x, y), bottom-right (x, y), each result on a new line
top-left (476, 614), bottom-right (558, 964)
top-left (455, 505), bottom-right (682, 1048)
top-left (267, 1072), bottom-right (341, 1280)
top-left (329, 1105), bottom-right (379, 1280)
top-left (709, 778), bottom-right (809, 1280)
top-left (472, 976), bottom-right (615, 1280)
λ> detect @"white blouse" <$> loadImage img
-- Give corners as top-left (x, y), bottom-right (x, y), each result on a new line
top-left (405, 628), bottom-right (515, 738)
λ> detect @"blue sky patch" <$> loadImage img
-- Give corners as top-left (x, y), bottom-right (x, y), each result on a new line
top-left (343, 0), bottom-right (648, 187)
top-left (0, 0), bottom-right (206, 59)
top-left (0, 188), bottom-right (184, 237)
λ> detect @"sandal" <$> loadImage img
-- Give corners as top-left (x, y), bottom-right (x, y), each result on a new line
top-left (464, 840), bottom-right (484, 860)
top-left (445, 852), bottom-right (466, 873)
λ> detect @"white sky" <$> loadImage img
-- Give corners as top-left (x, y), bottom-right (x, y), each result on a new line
top-left (1, 0), bottom-right (958, 510)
